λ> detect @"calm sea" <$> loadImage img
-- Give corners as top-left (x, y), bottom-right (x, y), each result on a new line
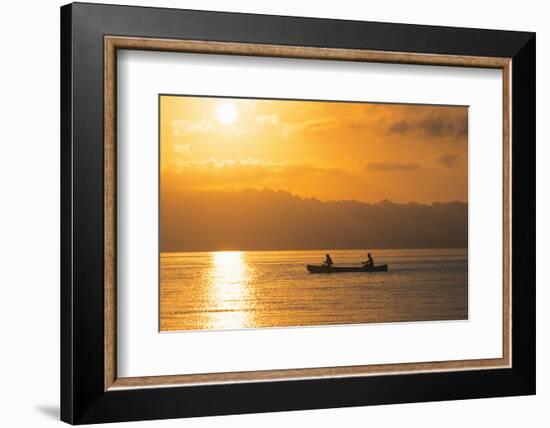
top-left (160, 248), bottom-right (467, 332)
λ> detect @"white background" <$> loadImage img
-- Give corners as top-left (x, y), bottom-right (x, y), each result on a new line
top-left (0, 0), bottom-right (546, 427)
top-left (118, 51), bottom-right (503, 377)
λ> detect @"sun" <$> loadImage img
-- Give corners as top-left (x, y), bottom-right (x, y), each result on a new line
top-left (215, 102), bottom-right (238, 125)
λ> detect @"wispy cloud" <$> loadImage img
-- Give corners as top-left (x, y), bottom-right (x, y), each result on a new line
top-left (387, 111), bottom-right (467, 141)
top-left (281, 117), bottom-right (338, 138)
top-left (173, 143), bottom-right (192, 155)
top-left (172, 119), bottom-right (215, 136)
top-left (171, 118), bottom-right (252, 145)
top-left (165, 158), bottom-right (343, 188)
top-left (367, 161), bottom-right (421, 172)
top-left (437, 153), bottom-right (460, 168)
top-left (387, 120), bottom-right (412, 134)
top-left (257, 115), bottom-right (340, 138)
top-left (172, 114), bottom-right (339, 141)
top-left (257, 114), bottom-right (280, 126)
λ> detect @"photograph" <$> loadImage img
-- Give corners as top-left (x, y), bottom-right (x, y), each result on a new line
top-left (159, 95), bottom-right (469, 332)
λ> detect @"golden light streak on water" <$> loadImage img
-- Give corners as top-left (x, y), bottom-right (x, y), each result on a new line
top-left (205, 251), bottom-right (255, 330)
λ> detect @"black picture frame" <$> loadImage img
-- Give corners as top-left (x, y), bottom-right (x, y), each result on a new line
top-left (61, 2), bottom-right (535, 424)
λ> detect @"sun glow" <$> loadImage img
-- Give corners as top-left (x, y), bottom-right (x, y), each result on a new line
top-left (215, 102), bottom-right (238, 125)
top-left (161, 95), bottom-right (469, 205)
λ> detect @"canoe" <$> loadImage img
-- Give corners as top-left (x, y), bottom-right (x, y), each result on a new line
top-left (307, 264), bottom-right (389, 273)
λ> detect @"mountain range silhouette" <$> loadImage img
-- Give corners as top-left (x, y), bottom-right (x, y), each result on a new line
top-left (161, 188), bottom-right (468, 252)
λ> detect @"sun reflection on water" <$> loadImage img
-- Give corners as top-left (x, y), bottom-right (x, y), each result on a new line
top-left (206, 251), bottom-right (254, 330)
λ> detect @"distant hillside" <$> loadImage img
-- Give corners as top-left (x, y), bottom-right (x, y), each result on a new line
top-left (160, 189), bottom-right (468, 252)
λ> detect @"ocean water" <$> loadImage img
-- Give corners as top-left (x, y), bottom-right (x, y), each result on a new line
top-left (160, 248), bottom-right (467, 332)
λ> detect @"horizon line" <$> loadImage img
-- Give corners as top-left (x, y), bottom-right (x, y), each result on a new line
top-left (160, 247), bottom-right (468, 255)
top-left (166, 187), bottom-right (468, 206)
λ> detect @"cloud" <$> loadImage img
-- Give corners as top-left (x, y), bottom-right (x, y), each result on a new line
top-left (387, 120), bottom-right (412, 135)
top-left (237, 99), bottom-right (258, 110)
top-left (172, 119), bottom-right (215, 136)
top-left (255, 115), bottom-right (339, 138)
top-left (257, 114), bottom-right (280, 126)
top-left (170, 114), bottom-right (339, 142)
top-left (165, 158), bottom-right (343, 188)
top-left (281, 117), bottom-right (338, 138)
top-left (367, 161), bottom-right (421, 172)
top-left (386, 110), bottom-right (468, 140)
top-left (171, 118), bottom-right (254, 139)
top-left (173, 143), bottom-right (191, 155)
top-left (419, 113), bottom-right (467, 138)
top-left (437, 153), bottom-right (460, 168)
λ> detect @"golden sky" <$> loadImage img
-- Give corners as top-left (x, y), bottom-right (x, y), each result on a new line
top-left (160, 95), bottom-right (467, 204)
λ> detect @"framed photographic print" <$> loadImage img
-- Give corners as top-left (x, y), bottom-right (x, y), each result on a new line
top-left (60, 2), bottom-right (535, 424)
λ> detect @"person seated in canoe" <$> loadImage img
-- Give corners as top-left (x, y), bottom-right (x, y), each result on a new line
top-left (323, 254), bottom-right (334, 268)
top-left (362, 253), bottom-right (374, 269)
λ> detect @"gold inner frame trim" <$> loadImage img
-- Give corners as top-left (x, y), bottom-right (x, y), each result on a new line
top-left (104, 35), bottom-right (512, 391)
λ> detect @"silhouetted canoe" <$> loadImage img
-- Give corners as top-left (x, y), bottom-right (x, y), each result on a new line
top-left (306, 264), bottom-right (389, 273)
